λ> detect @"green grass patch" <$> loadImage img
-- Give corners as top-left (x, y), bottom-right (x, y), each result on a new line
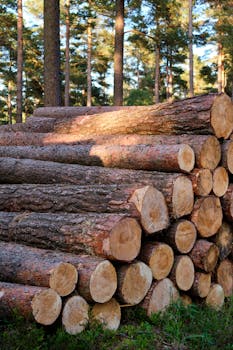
top-left (0, 297), bottom-right (232, 350)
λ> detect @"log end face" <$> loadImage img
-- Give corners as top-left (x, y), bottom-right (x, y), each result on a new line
top-left (174, 256), bottom-right (195, 291)
top-left (91, 298), bottom-right (121, 331)
top-left (211, 93), bottom-right (233, 139)
top-left (213, 167), bottom-right (229, 197)
top-left (49, 262), bottom-right (78, 297)
top-left (175, 220), bottom-right (197, 253)
top-left (199, 136), bottom-right (221, 170)
top-left (193, 168), bottom-right (213, 196)
top-left (206, 283), bottom-right (225, 310)
top-left (226, 141), bottom-right (233, 174)
top-left (31, 289), bottom-right (62, 325)
top-left (62, 295), bottom-right (89, 335)
top-left (204, 244), bottom-right (220, 272)
top-left (217, 260), bottom-right (233, 297)
top-left (172, 176), bottom-right (194, 218)
top-left (197, 273), bottom-right (211, 298)
top-left (178, 144), bottom-right (195, 172)
top-left (149, 244), bottom-right (174, 280)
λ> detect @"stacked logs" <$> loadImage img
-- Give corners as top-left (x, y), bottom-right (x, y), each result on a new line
top-left (0, 93), bottom-right (232, 334)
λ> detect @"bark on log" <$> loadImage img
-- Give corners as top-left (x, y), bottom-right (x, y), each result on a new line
top-left (216, 259), bottom-right (233, 297)
top-left (62, 295), bottom-right (89, 335)
top-left (221, 185), bottom-right (233, 221)
top-left (221, 140), bottom-right (233, 174)
top-left (0, 241), bottom-right (78, 297)
top-left (140, 278), bottom-right (180, 316)
top-left (189, 239), bottom-right (220, 272)
top-left (212, 222), bottom-right (233, 260)
top-left (189, 168), bottom-right (213, 196)
top-left (0, 117), bottom-right (56, 133)
top-left (164, 219), bottom-right (197, 253)
top-left (49, 94), bottom-right (233, 139)
top-left (139, 242), bottom-right (174, 280)
top-left (169, 255), bottom-right (195, 291)
top-left (0, 211), bottom-right (142, 262)
top-left (0, 184), bottom-right (169, 235)
top-left (205, 283), bottom-right (225, 309)
top-left (117, 261), bottom-right (153, 305)
top-left (191, 196), bottom-right (223, 237)
top-left (190, 272), bottom-right (211, 298)
top-left (0, 282), bottom-right (62, 325)
top-left (0, 158), bottom-right (194, 219)
top-left (91, 298), bottom-right (121, 330)
top-left (0, 143), bottom-right (195, 173)
top-left (212, 167), bottom-right (229, 197)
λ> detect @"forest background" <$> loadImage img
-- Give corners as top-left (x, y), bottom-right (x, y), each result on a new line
top-left (0, 0), bottom-right (232, 124)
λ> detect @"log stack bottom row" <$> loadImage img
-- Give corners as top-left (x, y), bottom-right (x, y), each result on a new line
top-left (0, 93), bottom-right (233, 334)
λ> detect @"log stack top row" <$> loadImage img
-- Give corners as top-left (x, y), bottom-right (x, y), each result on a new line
top-left (0, 93), bottom-right (232, 333)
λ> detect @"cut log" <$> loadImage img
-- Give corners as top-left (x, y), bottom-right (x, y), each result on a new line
top-left (212, 167), bottom-right (229, 197)
top-left (0, 241), bottom-right (78, 297)
top-left (140, 278), bottom-right (180, 316)
top-left (221, 185), bottom-right (233, 221)
top-left (221, 140), bottom-right (233, 174)
top-left (139, 242), bottom-right (174, 280)
top-left (169, 255), bottom-right (195, 291)
top-left (190, 272), bottom-right (211, 298)
top-left (0, 211), bottom-right (141, 262)
top-left (191, 196), bottom-right (223, 237)
top-left (0, 143), bottom-right (195, 173)
top-left (216, 259), bottom-right (233, 297)
top-left (212, 222), bottom-right (233, 260)
top-left (0, 184), bottom-right (169, 235)
top-left (0, 158), bottom-right (194, 219)
top-left (0, 117), bottom-right (56, 133)
top-left (164, 219), bottom-right (197, 253)
top-left (91, 298), bottom-right (121, 330)
top-left (189, 168), bottom-right (213, 196)
top-left (189, 239), bottom-right (219, 272)
top-left (50, 94), bottom-right (233, 139)
top-left (180, 294), bottom-right (193, 306)
top-left (117, 261), bottom-right (153, 305)
top-left (62, 295), bottom-right (89, 335)
top-left (0, 282), bottom-right (62, 325)
top-left (205, 283), bottom-right (225, 309)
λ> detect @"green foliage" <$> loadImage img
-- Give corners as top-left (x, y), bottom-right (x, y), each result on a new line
top-left (125, 89), bottom-right (154, 105)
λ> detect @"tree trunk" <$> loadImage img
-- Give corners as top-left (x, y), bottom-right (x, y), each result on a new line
top-left (191, 196), bottom-right (223, 238)
top-left (190, 272), bottom-right (211, 298)
top-left (189, 239), bottom-right (219, 272)
top-left (91, 298), bottom-right (121, 331)
top-left (221, 140), bottom-right (233, 174)
top-left (116, 261), bottom-right (152, 305)
top-left (0, 158), bottom-right (194, 219)
top-left (169, 255), bottom-right (195, 291)
top-left (154, 44), bottom-right (160, 103)
top-left (139, 242), bottom-right (174, 280)
top-left (217, 43), bottom-right (224, 93)
top-left (0, 211), bottom-right (141, 262)
top-left (64, 0), bottom-right (70, 107)
top-left (212, 166), bottom-right (229, 197)
top-left (62, 295), bottom-right (89, 334)
top-left (189, 168), bottom-right (213, 196)
top-left (188, 0), bottom-right (194, 97)
top-left (16, 0), bottom-right (23, 123)
top-left (0, 241), bottom-right (78, 297)
top-left (212, 222), bottom-right (233, 261)
top-left (87, 2), bottom-right (92, 107)
top-left (0, 282), bottom-right (62, 325)
top-left (221, 184), bottom-right (233, 221)
top-left (0, 143), bottom-right (195, 173)
top-left (216, 259), bottom-right (233, 297)
top-left (114, 0), bottom-right (124, 105)
top-left (205, 283), bottom-right (225, 309)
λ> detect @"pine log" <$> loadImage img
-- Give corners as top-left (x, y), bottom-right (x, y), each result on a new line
top-left (139, 242), bottom-right (174, 280)
top-left (62, 295), bottom-right (89, 335)
top-left (216, 259), bottom-right (233, 297)
top-left (189, 168), bottom-right (213, 196)
top-left (212, 222), bottom-right (233, 260)
top-left (0, 184), bottom-right (169, 235)
top-left (117, 261), bottom-right (153, 305)
top-left (221, 184), bottom-right (233, 221)
top-left (169, 255), bottom-right (195, 291)
top-left (0, 158), bottom-right (194, 219)
top-left (221, 140), bottom-right (233, 174)
top-left (190, 272), bottom-right (211, 298)
top-left (91, 298), bottom-right (121, 330)
top-left (0, 211), bottom-right (141, 262)
top-left (191, 196), bottom-right (223, 237)
top-left (164, 219), bottom-right (197, 253)
top-left (140, 278), bottom-right (180, 316)
top-left (189, 239), bottom-right (220, 272)
top-left (205, 283), bottom-right (225, 309)
top-left (180, 294), bottom-right (193, 306)
top-left (0, 117), bottom-right (56, 133)
top-left (0, 241), bottom-right (78, 297)
top-left (212, 167), bottom-right (229, 197)
top-left (0, 282), bottom-right (62, 325)
top-left (49, 94), bottom-right (233, 139)
top-left (0, 143), bottom-right (195, 173)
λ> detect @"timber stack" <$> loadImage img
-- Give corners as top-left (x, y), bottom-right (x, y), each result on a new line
top-left (0, 93), bottom-right (232, 334)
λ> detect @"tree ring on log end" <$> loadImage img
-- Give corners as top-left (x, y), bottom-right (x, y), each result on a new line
top-left (178, 144), bottom-right (195, 172)
top-left (175, 220), bottom-right (197, 253)
top-left (213, 167), bottom-right (229, 197)
top-left (31, 289), bottom-right (62, 325)
top-left (174, 256), bottom-right (195, 291)
top-left (91, 298), bottom-right (121, 330)
top-left (227, 141), bottom-right (233, 174)
top-left (172, 176), bottom-right (194, 218)
top-left (204, 244), bottom-right (220, 272)
top-left (211, 93), bottom-right (233, 139)
top-left (199, 136), bottom-right (221, 170)
top-left (149, 243), bottom-right (174, 280)
top-left (49, 262), bottom-right (78, 297)
top-left (197, 273), bottom-right (211, 298)
top-left (206, 284), bottom-right (225, 310)
top-left (62, 295), bottom-right (89, 335)
top-left (195, 168), bottom-right (213, 196)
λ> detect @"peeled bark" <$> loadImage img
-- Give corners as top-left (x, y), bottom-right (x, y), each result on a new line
top-left (212, 222), bottom-right (233, 260)
top-left (191, 196), bottom-right (223, 237)
top-left (0, 282), bottom-right (62, 325)
top-left (169, 255), bottom-right (195, 291)
top-left (0, 158), bottom-right (194, 219)
top-left (212, 167), bottom-right (229, 197)
top-left (140, 278), bottom-right (180, 316)
top-left (190, 272), bottom-right (211, 298)
top-left (0, 184), bottom-right (169, 235)
top-left (0, 241), bottom-right (78, 297)
top-left (221, 184), bottom-right (233, 221)
top-left (205, 283), bottom-right (225, 309)
top-left (189, 168), bottom-right (213, 196)
top-left (189, 239), bottom-right (219, 272)
top-left (0, 211), bottom-right (141, 262)
top-left (117, 261), bottom-right (153, 305)
top-left (139, 242), bottom-right (174, 280)
top-left (216, 259), bottom-right (233, 297)
top-left (91, 298), bottom-right (121, 330)
top-left (221, 140), bottom-right (233, 174)
top-left (164, 219), bottom-right (197, 253)
top-left (62, 295), bottom-right (89, 335)
top-left (0, 143), bottom-right (195, 173)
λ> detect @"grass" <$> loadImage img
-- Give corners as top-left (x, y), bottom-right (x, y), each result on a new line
top-left (0, 297), bottom-right (232, 350)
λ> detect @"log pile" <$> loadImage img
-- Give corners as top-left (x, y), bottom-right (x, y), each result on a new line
top-left (0, 93), bottom-right (232, 334)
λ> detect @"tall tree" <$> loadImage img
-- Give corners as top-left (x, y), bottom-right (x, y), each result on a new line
top-left (44, 0), bottom-right (61, 106)
top-left (114, 0), bottom-right (124, 105)
top-left (64, 0), bottom-right (70, 106)
top-left (188, 0), bottom-right (194, 96)
top-left (87, 0), bottom-right (92, 106)
top-left (16, 0), bottom-right (23, 123)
